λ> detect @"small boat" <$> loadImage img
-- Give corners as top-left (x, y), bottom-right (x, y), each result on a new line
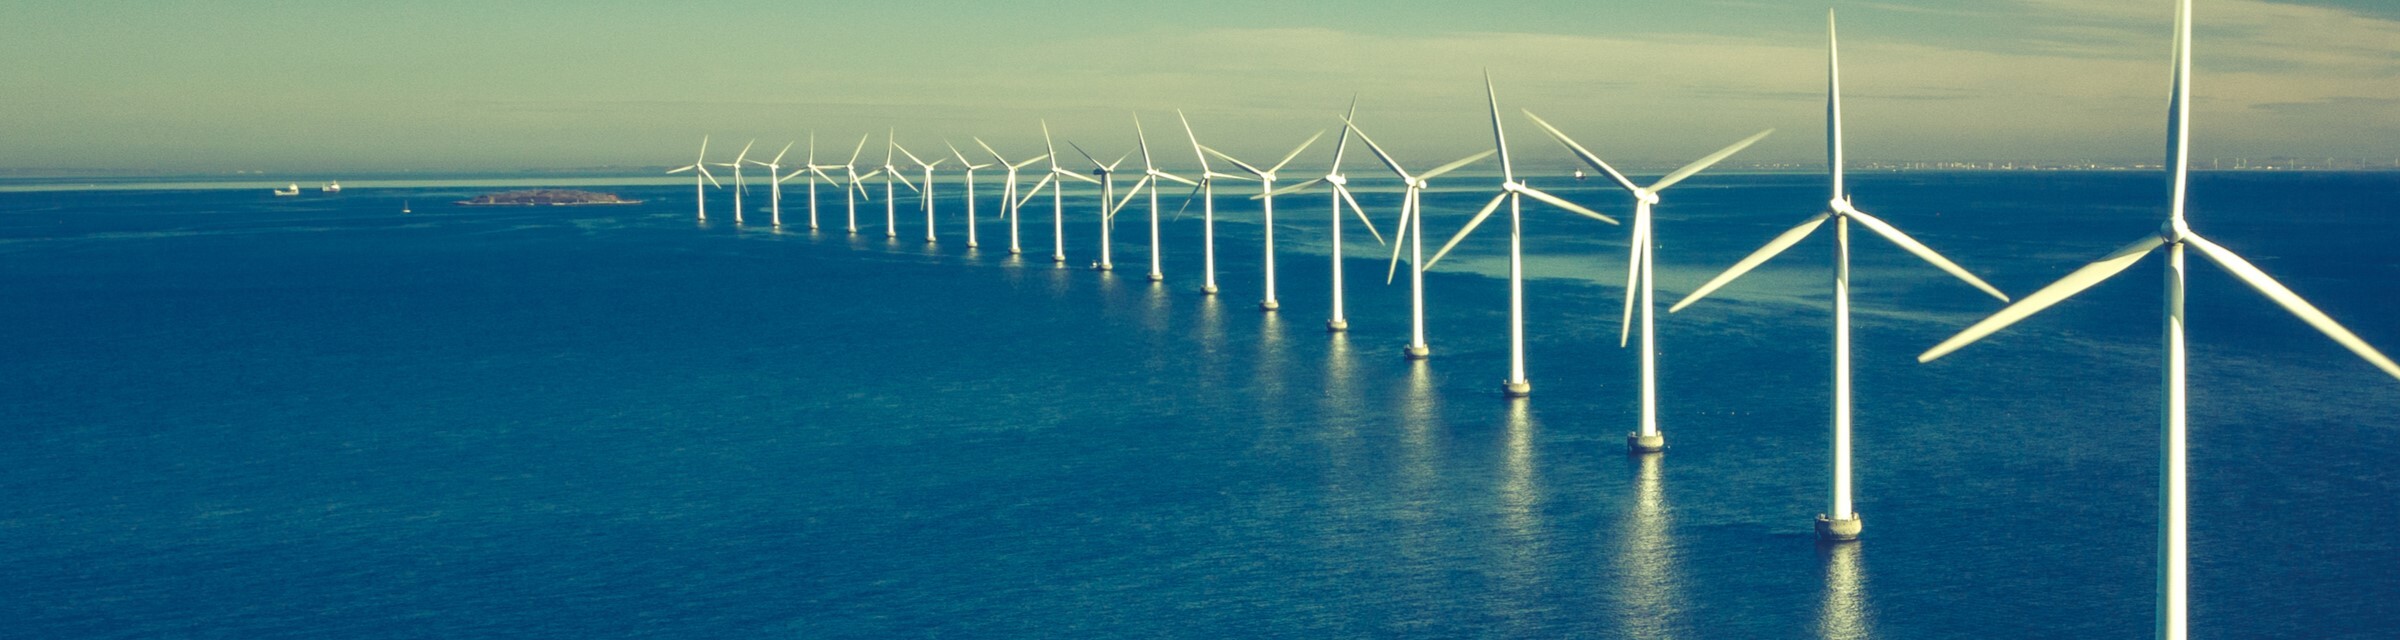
top-left (322, 181), bottom-right (342, 193)
top-left (401, 200), bottom-right (411, 214)
top-left (273, 183), bottom-right (300, 196)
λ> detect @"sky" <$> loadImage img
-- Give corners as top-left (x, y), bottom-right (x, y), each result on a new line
top-left (4, 0), bottom-right (2396, 173)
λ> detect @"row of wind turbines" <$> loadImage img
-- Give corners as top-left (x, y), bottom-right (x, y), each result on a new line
top-left (666, 4), bottom-right (2394, 638)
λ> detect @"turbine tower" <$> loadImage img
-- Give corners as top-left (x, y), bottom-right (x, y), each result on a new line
top-left (1174, 110), bottom-right (1256, 296)
top-left (1423, 74), bottom-right (1623, 397)
top-left (1918, 1), bottom-right (2399, 636)
top-left (1516, 110), bottom-right (1768, 416)
top-left (948, 142), bottom-right (994, 249)
top-left (976, 137), bottom-right (1049, 256)
top-left (798, 132), bottom-right (851, 231)
top-left (665, 136), bottom-right (721, 222)
top-left (837, 134), bottom-right (875, 234)
top-left (750, 141), bottom-right (795, 227)
top-left (1666, 10), bottom-right (2010, 541)
top-left (1109, 115), bottom-right (1198, 282)
top-left (712, 140), bottom-right (755, 224)
top-left (1218, 130), bottom-right (1326, 311)
top-left (1341, 117), bottom-right (1492, 358)
top-left (896, 142), bottom-right (945, 243)
top-left (1067, 140), bottom-right (1130, 272)
top-left (1264, 100), bottom-right (1389, 332)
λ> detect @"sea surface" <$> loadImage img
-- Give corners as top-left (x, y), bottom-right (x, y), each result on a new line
top-left (3, 171), bottom-right (2396, 638)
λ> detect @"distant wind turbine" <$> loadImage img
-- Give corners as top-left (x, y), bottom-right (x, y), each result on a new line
top-left (750, 141), bottom-right (795, 227)
top-left (896, 142), bottom-right (945, 243)
top-left (1220, 130), bottom-right (1327, 311)
top-left (1108, 115), bottom-right (1198, 282)
top-left (1174, 110), bottom-right (1256, 295)
top-left (879, 129), bottom-right (922, 239)
top-left (1068, 139), bottom-right (1130, 272)
top-left (947, 142), bottom-right (993, 249)
top-left (836, 133), bottom-right (876, 234)
top-left (1265, 99), bottom-right (1389, 332)
top-left (1422, 73), bottom-right (1624, 397)
top-left (794, 132), bottom-right (851, 231)
top-left (665, 136), bottom-right (721, 222)
top-left (975, 137), bottom-right (1048, 255)
top-left (1041, 121), bottom-right (1102, 263)
top-left (712, 140), bottom-right (756, 224)
top-left (1918, 1), bottom-right (2398, 635)
top-left (1342, 116), bottom-right (1492, 358)
top-left (1666, 10), bottom-right (2009, 540)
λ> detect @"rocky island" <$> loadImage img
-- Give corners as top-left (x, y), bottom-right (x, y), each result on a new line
top-left (455, 189), bottom-right (642, 206)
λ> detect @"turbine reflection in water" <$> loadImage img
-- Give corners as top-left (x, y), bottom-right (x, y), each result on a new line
top-left (1614, 452), bottom-right (1687, 638)
top-left (1495, 398), bottom-right (1551, 630)
top-left (1818, 541), bottom-right (1873, 639)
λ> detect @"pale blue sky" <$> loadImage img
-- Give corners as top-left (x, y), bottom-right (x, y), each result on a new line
top-left (5, 0), bottom-right (2394, 172)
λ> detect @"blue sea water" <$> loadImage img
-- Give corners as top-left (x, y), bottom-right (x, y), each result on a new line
top-left (2, 171), bottom-right (2396, 638)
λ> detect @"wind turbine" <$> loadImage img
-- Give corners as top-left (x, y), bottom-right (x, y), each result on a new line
top-left (1068, 139), bottom-right (1130, 272)
top-left (975, 137), bottom-right (1048, 255)
top-left (837, 133), bottom-right (877, 234)
top-left (712, 140), bottom-right (756, 224)
top-left (1342, 116), bottom-right (1493, 358)
top-left (1918, 1), bottom-right (2398, 635)
top-left (1514, 109), bottom-right (1768, 414)
top-left (947, 142), bottom-right (993, 249)
top-left (750, 141), bottom-right (795, 227)
top-left (665, 136), bottom-right (721, 222)
top-left (1174, 110), bottom-right (1256, 296)
top-left (1041, 120), bottom-right (1102, 263)
top-left (1107, 115), bottom-right (1198, 282)
top-left (794, 132), bottom-right (852, 231)
top-left (1263, 99), bottom-right (1389, 332)
top-left (878, 129), bottom-right (922, 239)
top-left (896, 142), bottom-right (945, 243)
top-left (1218, 130), bottom-right (1326, 311)
top-left (1421, 73), bottom-right (1624, 397)
top-left (1665, 10), bottom-right (2010, 540)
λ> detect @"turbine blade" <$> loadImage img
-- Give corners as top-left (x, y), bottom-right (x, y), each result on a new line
top-left (1256, 177), bottom-right (1324, 200)
top-left (1329, 97), bottom-right (1358, 168)
top-left (1919, 233), bottom-right (2166, 362)
top-left (771, 141), bottom-right (793, 166)
top-left (1522, 109), bottom-right (1641, 194)
top-left (1177, 109), bottom-right (1211, 172)
top-left (1849, 208), bottom-right (2010, 302)
top-left (1057, 168), bottom-right (1102, 185)
top-left (1827, 8), bottom-right (1846, 200)
top-left (947, 141), bottom-right (972, 167)
top-left (2186, 233), bottom-right (2400, 380)
top-left (1205, 146), bottom-right (1268, 178)
top-left (1134, 115), bottom-right (1155, 170)
top-left (894, 171), bottom-right (919, 192)
top-left (1620, 214), bottom-right (1647, 347)
top-left (1417, 150), bottom-right (1496, 182)
top-left (1111, 175), bottom-right (1153, 216)
top-left (1669, 212), bottom-right (1829, 313)
top-left (1269, 131), bottom-right (1325, 174)
top-left (1339, 186), bottom-right (1383, 245)
top-left (702, 168), bottom-right (722, 189)
top-left (895, 143), bottom-right (926, 167)
top-left (1518, 185), bottom-right (1619, 225)
top-left (1424, 191), bottom-right (1509, 270)
top-left (1171, 181), bottom-right (1201, 221)
top-left (1339, 116), bottom-right (1412, 181)
top-left (1159, 172), bottom-right (1198, 187)
top-left (1015, 174), bottom-right (1055, 209)
top-left (1386, 195), bottom-right (1415, 284)
top-left (1067, 140), bottom-right (1102, 168)
top-left (975, 137), bottom-right (1007, 164)
top-left (849, 134), bottom-right (869, 164)
top-left (667, 165), bottom-right (696, 174)
top-left (1486, 71), bottom-right (1514, 182)
top-left (1649, 129), bottom-right (1774, 192)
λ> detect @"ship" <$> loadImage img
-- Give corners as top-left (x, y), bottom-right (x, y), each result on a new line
top-left (322, 181), bottom-right (342, 193)
top-left (272, 183), bottom-right (300, 196)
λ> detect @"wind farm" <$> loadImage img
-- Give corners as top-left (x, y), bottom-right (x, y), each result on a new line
top-left (9, 2), bottom-right (2400, 638)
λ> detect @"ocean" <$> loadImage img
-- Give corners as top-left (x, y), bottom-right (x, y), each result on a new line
top-left (2, 170), bottom-right (2395, 638)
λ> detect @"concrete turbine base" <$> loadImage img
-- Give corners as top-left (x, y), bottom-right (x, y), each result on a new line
top-left (967, 241), bottom-right (979, 249)
top-left (1202, 285), bottom-right (1218, 295)
top-left (1148, 273), bottom-right (1164, 282)
top-left (1094, 263), bottom-right (1113, 272)
top-left (1627, 432), bottom-right (1665, 453)
top-left (1326, 319), bottom-right (1348, 332)
top-left (1052, 254), bottom-right (1067, 263)
top-left (1403, 345), bottom-right (1430, 359)
top-left (1008, 247), bottom-right (1021, 255)
top-left (1502, 380), bottom-right (1532, 397)
top-left (1259, 300), bottom-right (1279, 311)
top-left (1816, 513), bottom-right (1863, 542)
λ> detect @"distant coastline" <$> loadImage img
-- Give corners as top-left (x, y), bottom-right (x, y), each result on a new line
top-left (455, 189), bottom-right (641, 206)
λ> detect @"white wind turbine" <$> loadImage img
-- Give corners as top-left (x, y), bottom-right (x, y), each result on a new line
top-left (1173, 110), bottom-right (1257, 296)
top-left (878, 129), bottom-right (922, 239)
top-left (835, 134), bottom-right (877, 234)
top-left (974, 137), bottom-right (1048, 255)
top-left (1421, 74), bottom-right (1624, 397)
top-left (947, 142), bottom-right (994, 249)
top-left (665, 136), bottom-right (721, 222)
top-left (1041, 121), bottom-right (1103, 263)
top-left (895, 142), bottom-right (946, 243)
top-left (1216, 131), bottom-right (1326, 311)
top-left (1067, 140), bottom-right (1131, 272)
top-left (712, 140), bottom-right (756, 224)
top-left (1106, 115), bottom-right (1198, 282)
top-left (1666, 10), bottom-right (2010, 540)
top-left (792, 132), bottom-right (851, 231)
top-left (1918, 1), bottom-right (2398, 635)
top-left (749, 141), bottom-right (795, 227)
top-left (1340, 116), bottom-right (1493, 358)
top-left (1264, 100), bottom-right (1391, 332)
top-left (1515, 108), bottom-right (1769, 415)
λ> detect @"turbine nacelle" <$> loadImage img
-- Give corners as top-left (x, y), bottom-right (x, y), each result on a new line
top-left (1636, 188), bottom-right (1661, 206)
top-left (2164, 217), bottom-right (2192, 243)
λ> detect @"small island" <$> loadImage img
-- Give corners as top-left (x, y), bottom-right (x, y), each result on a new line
top-left (455, 189), bottom-right (643, 206)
